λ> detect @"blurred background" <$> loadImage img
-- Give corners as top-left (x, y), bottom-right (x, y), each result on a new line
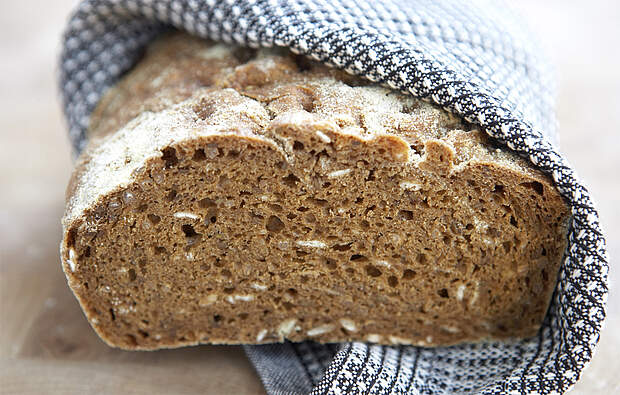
top-left (1, 1), bottom-right (618, 393)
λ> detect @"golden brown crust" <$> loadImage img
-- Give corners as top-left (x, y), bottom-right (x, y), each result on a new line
top-left (61, 33), bottom-right (569, 350)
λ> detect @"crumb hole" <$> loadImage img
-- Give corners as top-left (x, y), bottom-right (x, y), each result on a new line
top-left (309, 198), bottom-right (328, 206)
top-left (409, 143), bottom-right (425, 156)
top-left (293, 141), bottom-right (304, 150)
top-left (161, 147), bottom-right (178, 168)
top-left (398, 210), bottom-right (414, 220)
top-left (438, 288), bottom-right (449, 298)
top-left (365, 265), bottom-right (382, 277)
top-left (388, 275), bottom-right (398, 287)
top-left (520, 181), bottom-right (544, 196)
top-left (502, 241), bottom-right (512, 253)
top-left (366, 170), bottom-right (376, 181)
top-left (325, 258), bottom-right (337, 270)
top-left (67, 228), bottom-right (77, 248)
top-left (270, 204), bottom-right (283, 213)
top-left (333, 243), bottom-right (352, 251)
top-left (192, 149), bottom-right (206, 161)
top-left (402, 269), bottom-right (416, 280)
top-left (128, 268), bottom-right (136, 282)
top-left (125, 334), bottom-right (137, 347)
top-left (165, 189), bottom-right (177, 202)
top-left (198, 198), bottom-right (216, 208)
top-left (266, 215), bottom-right (285, 232)
top-left (181, 224), bottom-right (200, 238)
top-left (350, 254), bottom-right (368, 262)
top-left (283, 173), bottom-right (301, 187)
top-left (147, 214), bottom-right (161, 225)
top-left (493, 184), bottom-right (505, 194)
top-left (207, 208), bottom-right (218, 224)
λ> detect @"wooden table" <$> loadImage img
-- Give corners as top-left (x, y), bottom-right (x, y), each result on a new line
top-left (1, 1), bottom-right (618, 393)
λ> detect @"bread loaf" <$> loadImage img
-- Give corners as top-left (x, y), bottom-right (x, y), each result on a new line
top-left (61, 33), bottom-right (569, 350)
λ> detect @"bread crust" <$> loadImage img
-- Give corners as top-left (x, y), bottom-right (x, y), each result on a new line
top-left (61, 33), bottom-right (569, 350)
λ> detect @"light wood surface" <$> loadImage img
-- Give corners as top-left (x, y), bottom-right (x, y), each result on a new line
top-left (1, 1), bottom-right (618, 394)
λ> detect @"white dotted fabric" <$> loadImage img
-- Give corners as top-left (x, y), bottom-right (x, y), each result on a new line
top-left (60, 1), bottom-right (609, 394)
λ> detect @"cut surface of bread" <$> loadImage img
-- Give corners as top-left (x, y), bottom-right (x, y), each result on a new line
top-left (61, 33), bottom-right (569, 350)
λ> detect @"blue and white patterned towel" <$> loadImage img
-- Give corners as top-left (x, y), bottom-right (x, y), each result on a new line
top-left (59, 1), bottom-right (608, 393)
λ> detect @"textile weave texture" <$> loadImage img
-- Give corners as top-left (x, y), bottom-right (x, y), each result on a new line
top-left (59, 0), bottom-right (608, 394)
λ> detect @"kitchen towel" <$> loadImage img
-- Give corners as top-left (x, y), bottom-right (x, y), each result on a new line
top-left (59, 1), bottom-right (608, 393)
